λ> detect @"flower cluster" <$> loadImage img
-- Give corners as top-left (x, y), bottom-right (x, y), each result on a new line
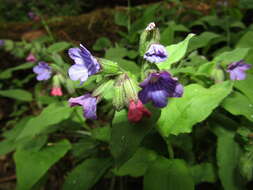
top-left (67, 40), bottom-right (183, 122)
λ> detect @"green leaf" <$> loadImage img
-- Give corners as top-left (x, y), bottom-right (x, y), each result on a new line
top-left (114, 12), bottom-right (128, 27)
top-left (236, 31), bottom-right (253, 48)
top-left (47, 42), bottom-right (71, 53)
top-left (92, 37), bottom-right (112, 51)
top-left (239, 145), bottom-right (253, 181)
top-left (113, 147), bottom-right (158, 177)
top-left (222, 92), bottom-right (253, 121)
top-left (144, 158), bottom-right (194, 190)
top-left (158, 81), bottom-right (233, 136)
top-left (190, 163), bottom-right (216, 184)
top-left (216, 127), bottom-right (243, 190)
top-left (0, 89), bottom-right (32, 101)
top-left (105, 47), bottom-right (128, 60)
top-left (188, 32), bottom-right (220, 52)
top-left (234, 74), bottom-right (253, 103)
top-left (15, 139), bottom-right (71, 190)
top-left (158, 33), bottom-right (195, 70)
top-left (63, 158), bottom-right (112, 190)
top-left (91, 125), bottom-right (111, 143)
top-left (17, 103), bottom-right (73, 140)
top-left (110, 110), bottom-right (153, 166)
top-left (214, 48), bottom-right (250, 64)
top-left (0, 62), bottom-right (34, 79)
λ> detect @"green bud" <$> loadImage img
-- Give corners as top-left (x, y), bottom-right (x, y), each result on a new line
top-left (139, 22), bottom-right (160, 56)
top-left (98, 58), bottom-right (122, 75)
top-left (52, 74), bottom-right (61, 87)
top-left (122, 74), bottom-right (139, 104)
top-left (211, 67), bottom-right (225, 83)
top-left (112, 75), bottom-right (126, 111)
top-left (92, 79), bottom-right (114, 97)
top-left (65, 79), bottom-right (75, 94)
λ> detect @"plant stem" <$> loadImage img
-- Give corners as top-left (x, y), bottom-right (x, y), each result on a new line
top-left (127, 0), bottom-right (131, 34)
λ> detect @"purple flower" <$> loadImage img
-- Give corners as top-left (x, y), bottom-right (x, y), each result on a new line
top-left (68, 94), bottom-right (97, 120)
top-left (138, 71), bottom-right (183, 108)
top-left (144, 44), bottom-right (168, 63)
top-left (227, 60), bottom-right (251, 80)
top-left (68, 44), bottom-right (100, 84)
top-left (0, 40), bottom-right (4, 47)
top-left (33, 61), bottom-right (52, 81)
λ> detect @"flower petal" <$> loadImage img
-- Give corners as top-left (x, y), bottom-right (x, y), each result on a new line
top-left (68, 64), bottom-right (88, 82)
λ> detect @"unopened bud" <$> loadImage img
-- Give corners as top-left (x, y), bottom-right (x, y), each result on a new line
top-left (113, 75), bottom-right (126, 111)
top-left (92, 79), bottom-right (114, 97)
top-left (139, 22), bottom-right (160, 56)
top-left (211, 67), bottom-right (225, 83)
top-left (98, 58), bottom-right (122, 75)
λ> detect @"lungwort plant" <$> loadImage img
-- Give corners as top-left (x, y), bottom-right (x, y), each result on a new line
top-left (1, 20), bottom-right (253, 190)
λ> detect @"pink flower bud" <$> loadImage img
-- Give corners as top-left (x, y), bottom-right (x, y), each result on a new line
top-left (26, 53), bottom-right (37, 62)
top-left (50, 87), bottom-right (63, 96)
top-left (128, 100), bottom-right (151, 123)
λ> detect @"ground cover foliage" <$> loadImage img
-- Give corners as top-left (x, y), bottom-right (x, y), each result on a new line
top-left (1, 0), bottom-right (253, 189)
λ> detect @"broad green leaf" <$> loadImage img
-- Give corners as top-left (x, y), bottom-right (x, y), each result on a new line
top-left (17, 103), bottom-right (73, 140)
top-left (158, 33), bottom-right (195, 70)
top-left (222, 92), bottom-right (253, 121)
top-left (110, 110), bottom-right (153, 166)
top-left (0, 89), bottom-right (32, 101)
top-left (47, 42), bottom-right (71, 53)
top-left (113, 147), bottom-right (158, 177)
top-left (236, 31), bottom-right (253, 48)
top-left (63, 158), bottom-right (112, 190)
top-left (234, 74), bottom-right (253, 103)
top-left (105, 47), bottom-right (128, 60)
top-left (158, 81), bottom-right (233, 136)
top-left (188, 32), bottom-right (220, 52)
top-left (214, 48), bottom-right (250, 65)
top-left (91, 125), bottom-right (111, 143)
top-left (15, 140), bottom-right (71, 190)
top-left (190, 163), bottom-right (216, 184)
top-left (92, 37), bottom-right (112, 51)
top-left (215, 127), bottom-right (243, 190)
top-left (114, 12), bottom-right (128, 27)
top-left (144, 158), bottom-right (194, 190)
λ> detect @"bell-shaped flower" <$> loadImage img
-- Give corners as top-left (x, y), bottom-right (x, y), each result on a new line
top-left (51, 87), bottom-right (63, 96)
top-left (68, 94), bottom-right (97, 120)
top-left (128, 99), bottom-right (151, 123)
top-left (33, 61), bottom-right (52, 81)
top-left (227, 60), bottom-right (251, 80)
top-left (26, 52), bottom-right (37, 62)
top-left (144, 44), bottom-right (168, 63)
top-left (138, 71), bottom-right (183, 108)
top-left (68, 44), bottom-right (100, 84)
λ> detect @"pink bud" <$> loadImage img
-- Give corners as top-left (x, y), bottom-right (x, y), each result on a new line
top-left (50, 87), bottom-right (63, 96)
top-left (128, 100), bottom-right (151, 123)
top-left (26, 53), bottom-right (37, 62)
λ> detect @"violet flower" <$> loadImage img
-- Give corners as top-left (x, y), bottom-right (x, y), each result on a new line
top-left (144, 44), bottom-right (168, 63)
top-left (227, 60), bottom-right (251, 80)
top-left (138, 71), bottom-right (183, 108)
top-left (68, 94), bottom-right (97, 120)
top-left (68, 44), bottom-right (100, 84)
top-left (33, 61), bottom-right (52, 81)
top-left (0, 40), bottom-right (4, 47)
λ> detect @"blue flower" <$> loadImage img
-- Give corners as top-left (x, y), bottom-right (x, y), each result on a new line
top-left (138, 71), bottom-right (183, 108)
top-left (144, 44), bottom-right (168, 63)
top-left (68, 94), bottom-right (97, 120)
top-left (68, 44), bottom-right (100, 84)
top-left (33, 61), bottom-right (52, 81)
top-left (227, 60), bottom-right (251, 80)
